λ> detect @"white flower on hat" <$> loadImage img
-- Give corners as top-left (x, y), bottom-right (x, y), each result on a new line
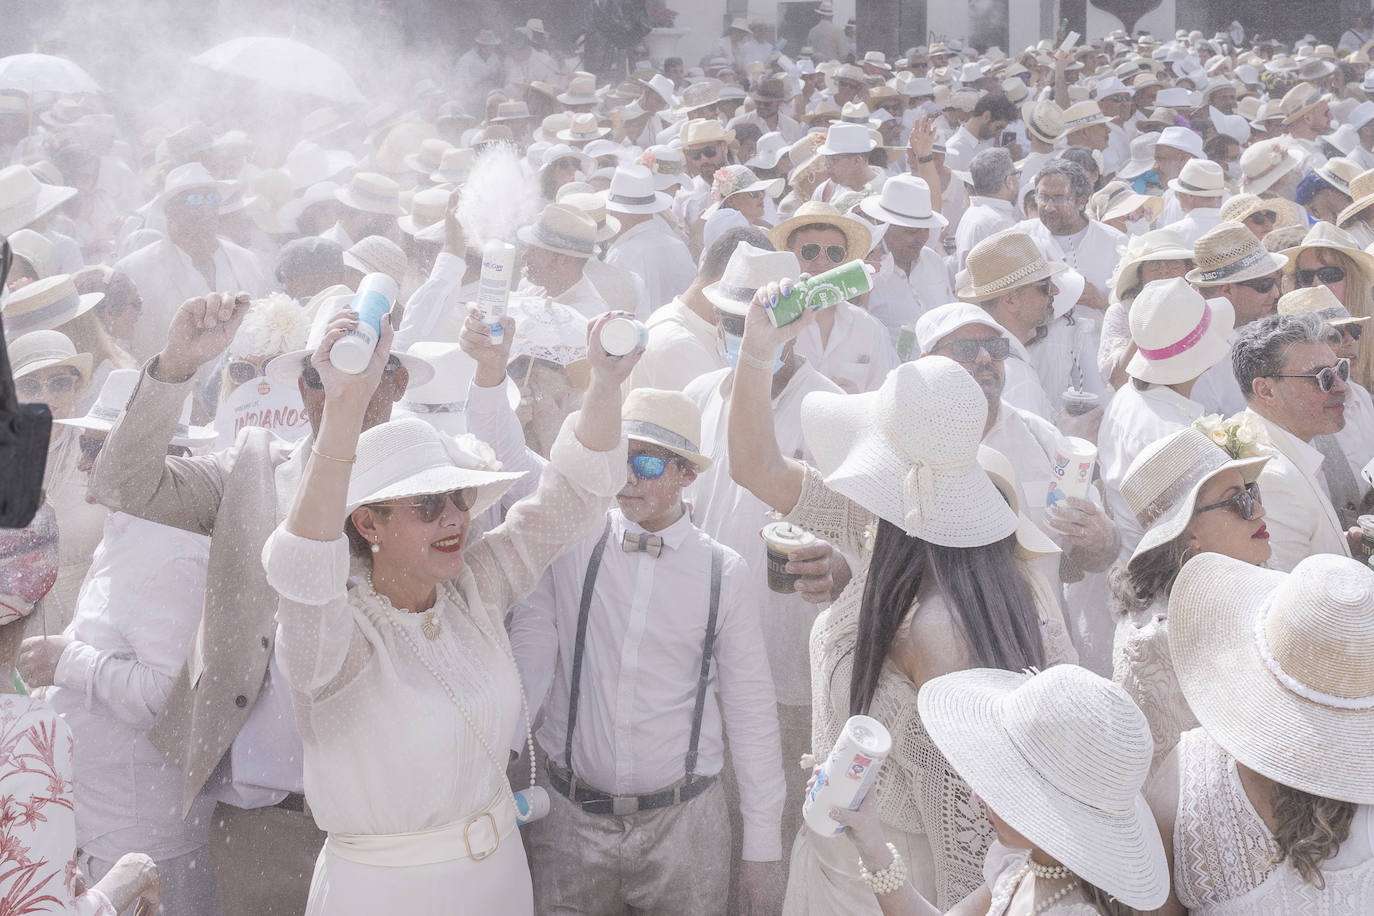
top-left (444, 432), bottom-right (502, 473)
top-left (230, 293), bottom-right (311, 359)
top-left (1192, 412), bottom-right (1273, 460)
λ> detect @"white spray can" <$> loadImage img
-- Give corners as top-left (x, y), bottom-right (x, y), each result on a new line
top-left (802, 714), bottom-right (892, 837)
top-left (478, 240), bottom-right (517, 343)
top-left (513, 786), bottom-right (550, 825)
top-left (329, 273), bottom-right (398, 374)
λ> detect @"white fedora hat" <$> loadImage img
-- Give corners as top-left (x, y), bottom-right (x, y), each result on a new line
top-left (54, 368), bottom-right (216, 447)
top-left (1125, 277), bottom-right (1235, 384)
top-left (516, 203), bottom-right (599, 258)
top-left (1, 273), bottom-right (103, 336)
top-left (702, 241), bottom-right (801, 314)
top-left (333, 171), bottom-right (406, 217)
top-left (622, 388), bottom-right (712, 470)
top-left (7, 329), bottom-right (92, 387)
top-left (392, 342), bottom-right (520, 436)
top-left (429, 147), bottom-right (475, 186)
top-left (398, 187), bottom-right (450, 239)
top-left (1121, 426), bottom-right (1269, 570)
top-left (1110, 228), bottom-right (1195, 301)
top-left (153, 162), bottom-right (233, 211)
top-left (816, 121), bottom-right (876, 155)
top-left (0, 164), bottom-right (77, 236)
top-left (1167, 158), bottom-right (1226, 197)
top-left (602, 164), bottom-right (672, 216)
top-left (918, 665), bottom-right (1170, 910)
top-left (345, 417), bottom-right (526, 517)
top-left (1171, 552), bottom-right (1374, 805)
top-left (1155, 125), bottom-right (1205, 159)
top-left (800, 357), bottom-right (1018, 546)
top-left (858, 174), bottom-right (948, 229)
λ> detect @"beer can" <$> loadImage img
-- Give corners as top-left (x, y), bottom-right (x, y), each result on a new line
top-left (760, 522), bottom-right (817, 594)
top-left (801, 715), bottom-right (892, 837)
top-left (768, 259), bottom-right (874, 327)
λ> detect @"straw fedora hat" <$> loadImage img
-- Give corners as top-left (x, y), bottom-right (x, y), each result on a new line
top-left (768, 201), bottom-right (872, 262)
top-left (1239, 138), bottom-right (1305, 195)
top-left (918, 665), bottom-right (1170, 910)
top-left (1277, 284), bottom-right (1371, 326)
top-left (1279, 220), bottom-right (1374, 281)
top-left (957, 229), bottom-right (1068, 301)
top-left (603, 164), bottom-right (672, 216)
top-left (1121, 426), bottom-right (1270, 569)
top-left (2, 274), bottom-right (104, 336)
top-left (1091, 181), bottom-right (1165, 227)
top-left (343, 236), bottom-right (407, 288)
top-left (516, 203), bottom-right (599, 258)
top-left (1186, 221), bottom-right (1288, 286)
top-left (1023, 100), bottom-right (1066, 145)
top-left (703, 241), bottom-right (802, 314)
top-left (1170, 553), bottom-right (1374, 805)
top-left (858, 174), bottom-right (947, 229)
top-left (0, 164), bottom-right (77, 236)
top-left (1167, 158), bottom-right (1226, 197)
top-left (54, 368), bottom-right (216, 447)
top-left (622, 388), bottom-right (712, 470)
top-left (392, 342), bottom-right (519, 436)
top-left (1314, 156), bottom-right (1362, 196)
top-left (557, 113), bottom-right (611, 144)
top-left (490, 101), bottom-right (534, 123)
top-left (334, 172), bottom-right (406, 217)
top-left (1062, 100), bottom-right (1112, 134)
top-left (801, 101), bottom-right (842, 126)
top-left (557, 76), bottom-right (600, 107)
top-left (1279, 81), bottom-right (1329, 124)
top-left (556, 190), bottom-right (621, 242)
top-left (799, 357), bottom-right (1018, 546)
top-left (679, 118), bottom-right (735, 149)
top-left (1110, 228), bottom-right (1194, 301)
top-left (7, 329), bottom-right (93, 387)
top-left (1218, 193), bottom-right (1276, 225)
top-left (1125, 277), bottom-right (1235, 384)
top-left (1338, 167), bottom-right (1374, 227)
top-left (345, 417), bottom-right (526, 517)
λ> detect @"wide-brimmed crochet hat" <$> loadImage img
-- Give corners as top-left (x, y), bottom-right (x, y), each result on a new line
top-left (54, 368), bottom-right (216, 446)
top-left (858, 174), bottom-right (947, 229)
top-left (622, 388), bottom-right (712, 470)
top-left (918, 665), bottom-right (1170, 910)
top-left (768, 201), bottom-right (872, 262)
top-left (1122, 426), bottom-right (1270, 569)
top-left (799, 357), bottom-right (1018, 546)
top-left (2, 273), bottom-right (104, 336)
top-left (7, 329), bottom-right (93, 387)
top-left (1126, 277), bottom-right (1235, 384)
top-left (1186, 221), bottom-right (1288, 286)
top-left (1171, 552), bottom-right (1374, 805)
top-left (345, 417), bottom-right (526, 516)
top-left (264, 286), bottom-right (434, 388)
top-left (342, 236), bottom-right (407, 288)
top-left (957, 229), bottom-right (1068, 301)
top-left (1277, 284), bottom-right (1371, 327)
top-left (334, 171), bottom-right (406, 217)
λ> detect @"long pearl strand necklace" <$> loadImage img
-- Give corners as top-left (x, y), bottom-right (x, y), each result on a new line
top-left (367, 574), bottom-right (537, 792)
top-left (986, 857), bottom-right (1082, 916)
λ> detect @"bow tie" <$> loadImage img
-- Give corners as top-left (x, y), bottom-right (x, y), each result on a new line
top-left (621, 531), bottom-right (663, 558)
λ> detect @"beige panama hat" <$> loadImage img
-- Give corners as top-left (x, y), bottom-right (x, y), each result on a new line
top-left (1062, 100), bottom-right (1112, 134)
top-left (1122, 426), bottom-right (1270, 569)
top-left (54, 369), bottom-right (216, 447)
top-left (557, 112), bottom-right (611, 144)
top-left (1278, 81), bottom-right (1330, 125)
top-left (1023, 99), bottom-right (1065, 144)
top-left (7, 329), bottom-right (93, 387)
top-left (1219, 192), bottom-right (1277, 225)
top-left (0, 164), bottom-right (77, 236)
top-left (919, 665), bottom-right (1170, 910)
top-left (342, 236), bottom-right (407, 288)
top-left (556, 190), bottom-right (621, 242)
top-left (622, 388), bottom-right (712, 470)
top-left (2, 274), bottom-right (104, 336)
top-left (1186, 221), bottom-right (1288, 286)
top-left (1338, 167), bottom-right (1374, 227)
top-left (557, 76), bottom-right (600, 107)
top-left (799, 357), bottom-right (1019, 546)
top-left (1171, 553), bottom-right (1374, 805)
top-left (1277, 284), bottom-right (1371, 326)
top-left (679, 118), bottom-right (735, 149)
top-left (1126, 277), bottom-right (1235, 384)
top-left (516, 203), bottom-right (598, 259)
top-left (768, 201), bottom-right (872, 262)
top-left (1090, 181), bottom-right (1165, 226)
top-left (1110, 228), bottom-right (1194, 301)
top-left (957, 229), bottom-right (1068, 301)
top-left (1167, 158), bottom-right (1226, 197)
top-left (334, 172), bottom-right (406, 217)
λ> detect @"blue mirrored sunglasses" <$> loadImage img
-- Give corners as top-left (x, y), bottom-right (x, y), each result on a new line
top-left (181, 191), bottom-right (222, 209)
top-left (629, 454), bottom-right (681, 480)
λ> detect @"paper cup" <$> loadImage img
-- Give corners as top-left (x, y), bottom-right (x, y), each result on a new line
top-left (1046, 436), bottom-right (1097, 508)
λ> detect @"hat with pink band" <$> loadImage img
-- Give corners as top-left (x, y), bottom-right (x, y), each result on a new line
top-left (1126, 276), bottom-right (1237, 385)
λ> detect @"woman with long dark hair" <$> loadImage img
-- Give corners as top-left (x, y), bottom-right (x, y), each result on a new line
top-left (727, 275), bottom-right (1074, 913)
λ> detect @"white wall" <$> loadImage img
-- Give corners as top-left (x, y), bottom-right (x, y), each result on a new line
top-left (668, 0), bottom-right (857, 68)
top-left (1087, 0), bottom-right (1177, 42)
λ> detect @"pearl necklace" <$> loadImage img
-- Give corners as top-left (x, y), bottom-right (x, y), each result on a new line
top-left (986, 859), bottom-right (1082, 916)
top-left (367, 574), bottom-right (537, 792)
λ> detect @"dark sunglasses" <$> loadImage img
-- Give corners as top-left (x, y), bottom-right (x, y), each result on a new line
top-left (377, 488), bottom-right (476, 523)
top-left (1270, 356), bottom-right (1350, 393)
top-left (1341, 323), bottom-right (1365, 341)
top-left (227, 358), bottom-right (265, 385)
top-left (16, 372), bottom-right (78, 398)
top-left (687, 146), bottom-right (722, 160)
top-left (1295, 265), bottom-right (1346, 287)
top-left (629, 454), bottom-right (683, 480)
top-left (78, 434), bottom-right (106, 461)
top-left (302, 356), bottom-right (401, 390)
top-left (1194, 481), bottom-right (1262, 521)
top-left (1234, 276), bottom-right (1279, 294)
top-left (799, 243), bottom-right (847, 264)
top-left (1244, 210), bottom-right (1277, 225)
top-left (943, 337), bottom-right (1011, 362)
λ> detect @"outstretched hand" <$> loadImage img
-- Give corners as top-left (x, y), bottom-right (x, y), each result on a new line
top-left (460, 304), bottom-right (515, 388)
top-left (154, 292), bottom-right (252, 383)
top-left (309, 303), bottom-right (395, 408)
top-left (585, 311), bottom-right (643, 387)
top-left (742, 280), bottom-right (815, 365)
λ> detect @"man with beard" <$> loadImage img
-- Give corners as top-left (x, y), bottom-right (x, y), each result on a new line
top-left (1016, 160), bottom-right (1124, 316)
top-left (943, 92), bottom-right (1018, 172)
top-left (672, 119), bottom-right (735, 256)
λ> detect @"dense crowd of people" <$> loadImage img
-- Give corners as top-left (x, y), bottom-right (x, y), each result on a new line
top-left (3, 7), bottom-right (1374, 915)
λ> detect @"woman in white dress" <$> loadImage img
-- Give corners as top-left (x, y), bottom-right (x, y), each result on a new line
top-left (1147, 553), bottom-right (1374, 914)
top-left (260, 308), bottom-right (633, 915)
top-left (726, 260), bottom-right (1077, 913)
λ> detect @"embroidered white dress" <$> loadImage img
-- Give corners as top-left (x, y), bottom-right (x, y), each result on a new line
top-left (1174, 728), bottom-right (1374, 914)
top-left (262, 417), bottom-right (626, 916)
top-left (1112, 607), bottom-right (1198, 777)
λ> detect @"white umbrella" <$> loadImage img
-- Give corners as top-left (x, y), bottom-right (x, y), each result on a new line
top-left (192, 37), bottom-right (365, 105)
top-left (0, 54), bottom-right (101, 95)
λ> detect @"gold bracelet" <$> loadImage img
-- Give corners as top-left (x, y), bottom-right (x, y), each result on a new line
top-left (736, 350), bottom-right (775, 372)
top-left (311, 445), bottom-right (356, 465)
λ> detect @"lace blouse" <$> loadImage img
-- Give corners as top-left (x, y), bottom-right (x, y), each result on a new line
top-left (1112, 609), bottom-right (1197, 776)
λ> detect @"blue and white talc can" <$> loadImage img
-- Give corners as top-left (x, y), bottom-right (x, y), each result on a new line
top-left (478, 240), bottom-right (517, 343)
top-left (513, 786), bottom-right (550, 826)
top-left (802, 715), bottom-right (892, 837)
top-left (599, 316), bottom-right (647, 356)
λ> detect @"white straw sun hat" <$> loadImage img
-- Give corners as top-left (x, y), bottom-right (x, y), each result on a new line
top-left (345, 417), bottom-right (526, 516)
top-left (918, 664), bottom-right (1170, 910)
top-left (799, 356), bottom-right (1018, 546)
top-left (1125, 277), bottom-right (1235, 384)
top-left (1170, 552), bottom-right (1374, 805)
top-left (858, 174), bottom-right (947, 229)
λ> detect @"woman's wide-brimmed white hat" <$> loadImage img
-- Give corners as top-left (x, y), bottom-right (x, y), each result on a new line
top-left (957, 229), bottom-right (1067, 301)
top-left (7, 329), bottom-right (93, 386)
top-left (1279, 220), bottom-right (1374, 281)
top-left (1185, 220), bottom-right (1288, 286)
top-left (1167, 158), bottom-right (1227, 197)
top-left (918, 665), bottom-right (1170, 910)
top-left (746, 131), bottom-right (789, 170)
top-left (858, 174), bottom-right (948, 229)
top-left (1111, 228), bottom-right (1194, 301)
top-left (622, 388), bottom-right (712, 470)
top-left (345, 417), bottom-right (526, 516)
top-left (392, 342), bottom-right (520, 437)
top-left (54, 368), bottom-right (216, 446)
top-left (0, 164), bottom-right (76, 236)
top-left (1126, 277), bottom-right (1235, 384)
top-left (702, 241), bottom-right (802, 314)
top-left (602, 164), bottom-right (672, 216)
top-left (1121, 426), bottom-right (1270, 569)
top-left (1239, 138), bottom-right (1305, 195)
top-left (1, 273), bottom-right (104, 336)
top-left (1171, 552), bottom-right (1374, 805)
top-left (800, 357), bottom-right (1018, 546)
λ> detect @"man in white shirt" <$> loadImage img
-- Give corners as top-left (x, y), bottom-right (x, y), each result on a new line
top-left (1016, 160), bottom-right (1124, 319)
top-left (1162, 159), bottom-right (1226, 246)
top-left (955, 147), bottom-right (1021, 272)
top-left (1281, 83), bottom-right (1333, 173)
top-left (671, 119), bottom-right (733, 257)
top-left (515, 203), bottom-right (610, 318)
top-left (604, 165), bottom-right (697, 314)
top-left (942, 93), bottom-right (1017, 172)
top-left (522, 389), bottom-right (785, 915)
top-left (809, 122), bottom-right (882, 203)
top-left (735, 77), bottom-right (804, 143)
top-left (859, 174), bottom-right (954, 344)
top-left (454, 30), bottom-right (505, 115)
top-left (1234, 312), bottom-right (1358, 571)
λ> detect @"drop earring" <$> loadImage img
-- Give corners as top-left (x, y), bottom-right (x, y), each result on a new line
top-left (370, 540), bottom-right (381, 554)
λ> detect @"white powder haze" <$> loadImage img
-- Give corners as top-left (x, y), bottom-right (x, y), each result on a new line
top-left (457, 144), bottom-right (542, 248)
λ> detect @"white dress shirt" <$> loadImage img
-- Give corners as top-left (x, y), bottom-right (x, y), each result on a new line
top-left (627, 297), bottom-right (726, 392)
top-left (528, 509), bottom-right (785, 861)
top-left (1000, 332), bottom-right (1057, 421)
top-left (943, 124), bottom-right (986, 172)
top-left (1163, 206), bottom-right (1223, 247)
top-left (794, 302), bottom-right (897, 392)
top-left (955, 196), bottom-right (1020, 272)
top-left (604, 218), bottom-right (697, 313)
top-left (1244, 408), bottom-right (1352, 571)
top-left (1014, 217), bottom-right (1126, 304)
top-left (1026, 311), bottom-right (1110, 407)
top-left (866, 248), bottom-right (955, 345)
top-left (1336, 380), bottom-right (1374, 502)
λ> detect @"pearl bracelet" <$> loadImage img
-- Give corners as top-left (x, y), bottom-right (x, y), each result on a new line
top-left (858, 842), bottom-right (907, 896)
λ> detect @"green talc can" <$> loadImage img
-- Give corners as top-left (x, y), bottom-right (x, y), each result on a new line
top-left (768, 259), bottom-right (874, 327)
top-left (896, 325), bottom-right (918, 362)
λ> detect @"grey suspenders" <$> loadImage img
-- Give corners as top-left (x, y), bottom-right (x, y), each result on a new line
top-left (564, 517), bottom-right (725, 789)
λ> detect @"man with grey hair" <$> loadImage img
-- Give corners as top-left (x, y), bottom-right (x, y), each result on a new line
top-left (1015, 159), bottom-right (1124, 316)
top-left (955, 147), bottom-right (1020, 272)
top-left (1234, 312), bottom-right (1360, 571)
